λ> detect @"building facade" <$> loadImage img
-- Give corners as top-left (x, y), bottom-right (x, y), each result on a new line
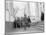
top-left (5, 0), bottom-right (44, 22)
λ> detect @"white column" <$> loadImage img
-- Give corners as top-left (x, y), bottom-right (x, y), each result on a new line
top-left (38, 3), bottom-right (41, 21)
top-left (6, 1), bottom-right (10, 22)
top-left (35, 3), bottom-right (41, 22)
top-left (30, 2), bottom-right (36, 22)
top-left (9, 1), bottom-right (15, 22)
top-left (29, 2), bottom-right (41, 22)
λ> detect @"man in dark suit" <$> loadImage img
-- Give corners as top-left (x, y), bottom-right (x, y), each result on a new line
top-left (41, 12), bottom-right (44, 21)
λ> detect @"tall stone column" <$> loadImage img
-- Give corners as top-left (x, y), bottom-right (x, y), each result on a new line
top-left (9, 0), bottom-right (15, 22)
top-left (37, 3), bottom-right (41, 21)
top-left (29, 2), bottom-right (37, 22)
top-left (6, 1), bottom-right (10, 22)
top-left (35, 2), bottom-right (41, 22)
top-left (29, 2), bottom-right (41, 22)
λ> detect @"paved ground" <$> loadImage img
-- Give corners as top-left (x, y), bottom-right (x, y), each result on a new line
top-left (5, 21), bottom-right (44, 35)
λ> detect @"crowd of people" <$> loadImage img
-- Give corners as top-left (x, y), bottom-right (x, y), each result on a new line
top-left (13, 15), bottom-right (31, 28)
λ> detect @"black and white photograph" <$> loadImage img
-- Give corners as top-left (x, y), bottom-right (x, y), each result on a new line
top-left (5, 0), bottom-right (44, 35)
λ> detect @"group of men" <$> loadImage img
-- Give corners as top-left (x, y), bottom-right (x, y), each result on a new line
top-left (13, 15), bottom-right (31, 28)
